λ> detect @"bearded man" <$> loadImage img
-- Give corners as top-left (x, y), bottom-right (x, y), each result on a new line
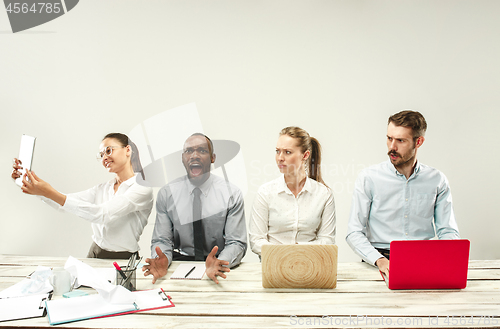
top-left (346, 110), bottom-right (460, 278)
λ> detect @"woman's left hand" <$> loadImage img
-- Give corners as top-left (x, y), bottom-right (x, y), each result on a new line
top-left (21, 170), bottom-right (54, 197)
top-left (21, 170), bottom-right (67, 206)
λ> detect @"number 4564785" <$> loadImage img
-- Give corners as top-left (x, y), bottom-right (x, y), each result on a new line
top-left (6, 3), bottom-right (62, 14)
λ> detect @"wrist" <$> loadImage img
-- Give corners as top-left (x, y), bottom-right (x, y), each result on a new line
top-left (48, 189), bottom-right (66, 206)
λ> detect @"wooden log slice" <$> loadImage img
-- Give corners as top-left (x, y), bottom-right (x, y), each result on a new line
top-left (261, 245), bottom-right (338, 289)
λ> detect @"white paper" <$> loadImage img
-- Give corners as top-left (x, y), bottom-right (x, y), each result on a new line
top-left (132, 289), bottom-right (173, 309)
top-left (0, 266), bottom-right (52, 299)
top-left (170, 263), bottom-right (206, 280)
top-left (0, 294), bottom-right (49, 322)
top-left (94, 268), bottom-right (117, 285)
top-left (64, 256), bottom-right (134, 304)
top-left (45, 294), bottom-right (136, 325)
top-left (45, 289), bottom-right (173, 325)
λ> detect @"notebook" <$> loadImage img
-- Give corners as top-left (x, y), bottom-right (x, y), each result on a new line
top-left (170, 264), bottom-right (206, 280)
top-left (380, 239), bottom-right (470, 290)
top-left (46, 288), bottom-right (174, 325)
top-left (261, 244), bottom-right (338, 289)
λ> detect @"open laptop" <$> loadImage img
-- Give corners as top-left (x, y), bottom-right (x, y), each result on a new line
top-left (380, 239), bottom-right (470, 290)
top-left (261, 244), bottom-right (338, 289)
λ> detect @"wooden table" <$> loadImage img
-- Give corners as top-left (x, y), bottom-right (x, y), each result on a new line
top-left (0, 255), bottom-right (499, 328)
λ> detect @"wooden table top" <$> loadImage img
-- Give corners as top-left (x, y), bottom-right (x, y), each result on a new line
top-left (1, 255), bottom-right (499, 328)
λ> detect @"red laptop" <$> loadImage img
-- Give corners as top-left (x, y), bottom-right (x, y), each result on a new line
top-left (380, 239), bottom-right (470, 290)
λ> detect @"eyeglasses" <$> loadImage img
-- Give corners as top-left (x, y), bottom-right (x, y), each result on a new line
top-left (96, 146), bottom-right (125, 160)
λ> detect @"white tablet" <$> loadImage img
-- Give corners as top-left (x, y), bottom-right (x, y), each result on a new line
top-left (15, 134), bottom-right (36, 187)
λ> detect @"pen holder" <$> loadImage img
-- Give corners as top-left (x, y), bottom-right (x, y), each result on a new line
top-left (116, 267), bottom-right (136, 291)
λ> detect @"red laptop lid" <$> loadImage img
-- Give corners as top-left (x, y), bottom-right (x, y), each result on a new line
top-left (388, 239), bottom-right (470, 290)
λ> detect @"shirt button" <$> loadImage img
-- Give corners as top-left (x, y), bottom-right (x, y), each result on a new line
top-left (405, 198), bottom-right (408, 201)
top-left (405, 215), bottom-right (407, 218)
top-left (405, 233), bottom-right (408, 235)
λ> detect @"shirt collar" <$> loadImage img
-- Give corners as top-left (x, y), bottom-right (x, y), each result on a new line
top-left (113, 174), bottom-right (137, 187)
top-left (277, 174), bottom-right (311, 195)
top-left (413, 161), bottom-right (421, 174)
top-left (387, 159), bottom-right (421, 177)
top-left (187, 175), bottom-right (212, 197)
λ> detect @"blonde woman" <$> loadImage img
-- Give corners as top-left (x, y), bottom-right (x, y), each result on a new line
top-left (249, 127), bottom-right (336, 256)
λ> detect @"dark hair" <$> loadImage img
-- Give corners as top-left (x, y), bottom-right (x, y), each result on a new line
top-left (279, 126), bottom-right (326, 187)
top-left (103, 133), bottom-right (145, 180)
top-left (388, 110), bottom-right (427, 139)
top-left (189, 133), bottom-right (214, 156)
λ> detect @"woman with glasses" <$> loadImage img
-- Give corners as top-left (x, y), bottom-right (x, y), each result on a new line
top-left (248, 126), bottom-right (336, 257)
top-left (11, 133), bottom-right (154, 259)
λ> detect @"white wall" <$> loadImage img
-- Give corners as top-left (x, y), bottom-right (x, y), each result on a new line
top-left (0, 0), bottom-right (498, 262)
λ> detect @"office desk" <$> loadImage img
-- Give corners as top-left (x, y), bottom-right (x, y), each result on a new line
top-left (0, 255), bottom-right (499, 328)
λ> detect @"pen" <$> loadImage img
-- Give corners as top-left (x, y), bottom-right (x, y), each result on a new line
top-left (130, 253), bottom-right (137, 272)
top-left (70, 277), bottom-right (77, 292)
top-left (125, 254), bottom-right (134, 273)
top-left (185, 266), bottom-right (196, 278)
top-left (122, 271), bottom-right (135, 291)
top-left (113, 262), bottom-right (127, 281)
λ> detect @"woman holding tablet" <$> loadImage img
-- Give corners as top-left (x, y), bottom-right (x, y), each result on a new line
top-left (11, 133), bottom-right (154, 259)
top-left (249, 126), bottom-right (336, 256)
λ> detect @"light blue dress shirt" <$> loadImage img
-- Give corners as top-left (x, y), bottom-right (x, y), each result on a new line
top-left (346, 160), bottom-right (460, 265)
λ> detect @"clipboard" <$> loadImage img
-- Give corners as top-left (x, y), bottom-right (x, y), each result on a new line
top-left (98, 288), bottom-right (174, 318)
top-left (0, 293), bottom-right (50, 323)
top-left (15, 134), bottom-right (36, 187)
top-left (45, 289), bottom-right (174, 325)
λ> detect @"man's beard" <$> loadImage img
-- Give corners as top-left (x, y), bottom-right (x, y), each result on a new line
top-left (388, 150), bottom-right (415, 167)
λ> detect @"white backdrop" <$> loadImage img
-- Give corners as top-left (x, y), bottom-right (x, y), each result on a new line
top-left (0, 0), bottom-right (498, 263)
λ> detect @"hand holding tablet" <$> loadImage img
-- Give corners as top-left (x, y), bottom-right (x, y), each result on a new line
top-left (12, 134), bottom-right (36, 187)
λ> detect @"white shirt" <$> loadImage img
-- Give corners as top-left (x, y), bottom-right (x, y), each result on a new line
top-left (42, 175), bottom-right (153, 252)
top-left (249, 175), bottom-right (336, 255)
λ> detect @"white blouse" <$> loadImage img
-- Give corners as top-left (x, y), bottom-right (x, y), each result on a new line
top-left (42, 175), bottom-right (153, 253)
top-left (249, 175), bottom-right (336, 255)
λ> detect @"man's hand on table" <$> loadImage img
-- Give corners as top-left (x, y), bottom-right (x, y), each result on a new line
top-left (143, 246), bottom-right (169, 284)
top-left (205, 246), bottom-right (230, 284)
top-left (376, 257), bottom-right (389, 279)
